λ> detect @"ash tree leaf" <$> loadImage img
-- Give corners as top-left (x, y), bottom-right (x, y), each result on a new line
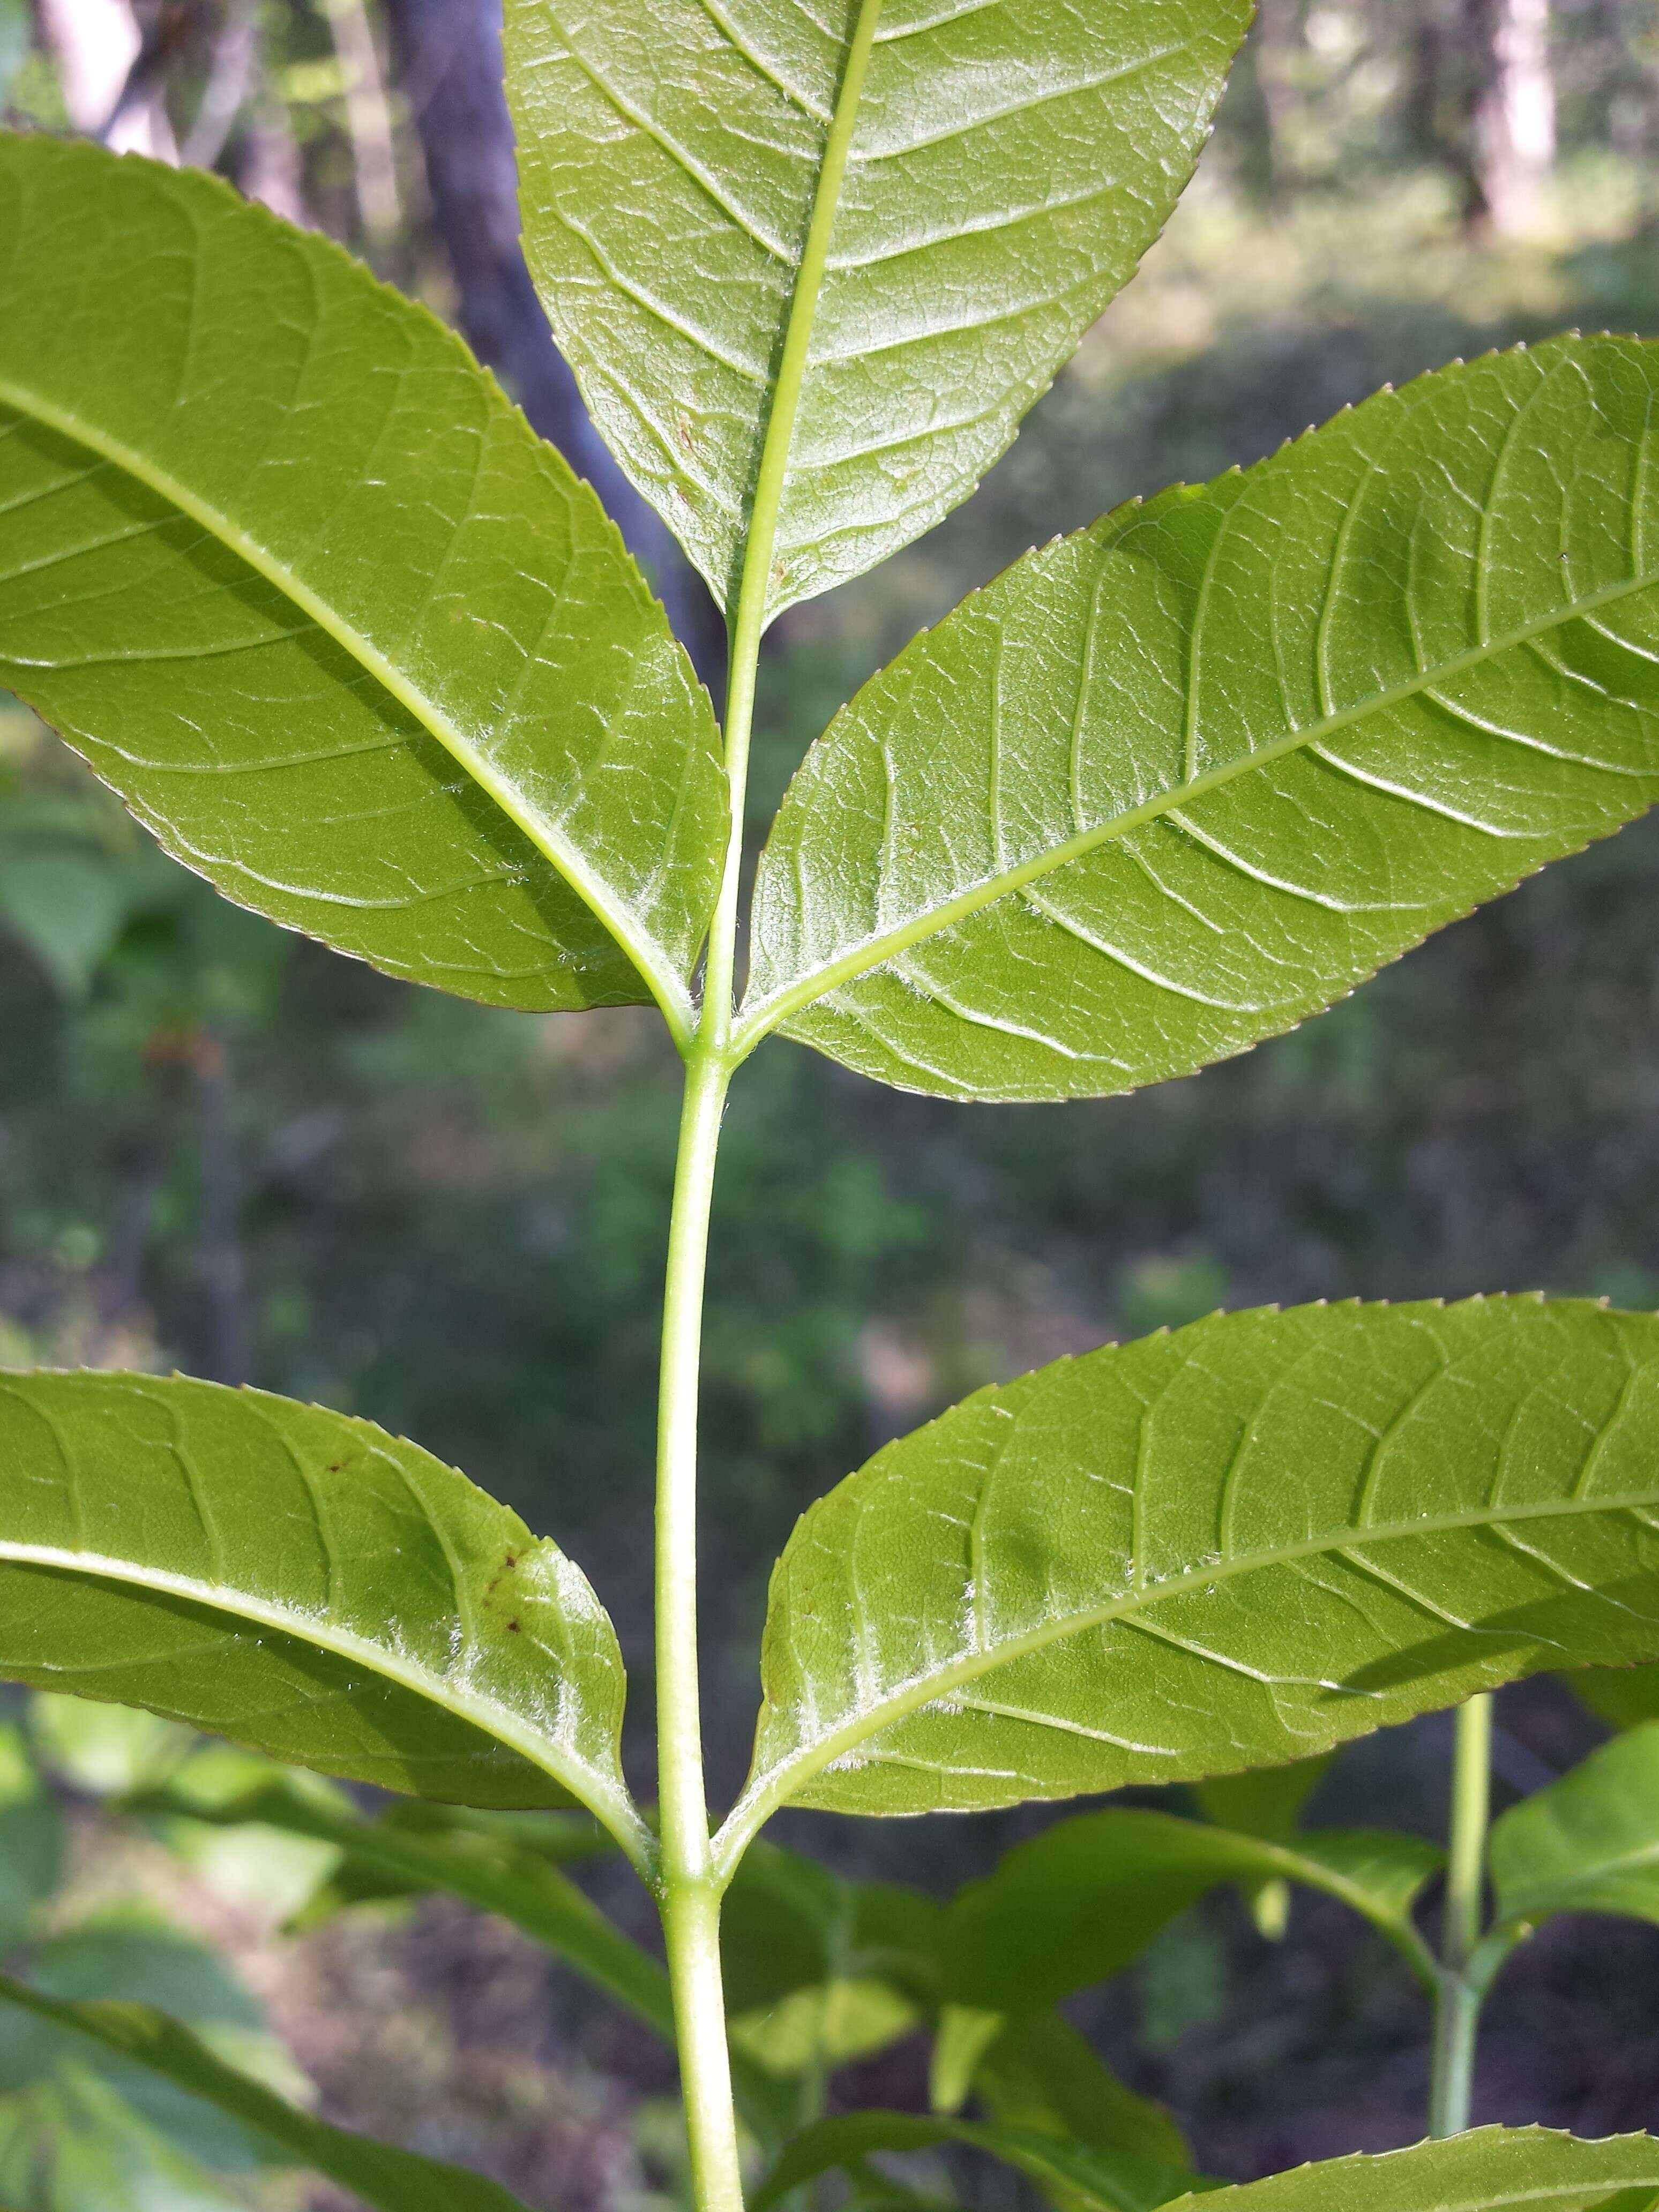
top-left (721, 1839), bottom-right (944, 2014)
top-left (506, 0), bottom-right (1251, 618)
top-left (0, 1725), bottom-right (63, 1951)
top-left (5, 1918), bottom-right (310, 2175)
top-left (753, 2112), bottom-right (1208, 2212)
top-left (1155, 2127), bottom-right (1659, 2212)
top-left (0, 134), bottom-right (724, 1042)
top-left (968, 2013), bottom-right (1189, 2174)
top-left (1560, 1660), bottom-right (1659, 1730)
top-left (0, 1371), bottom-right (647, 1860)
top-left (0, 2068), bottom-right (257, 2212)
top-left (1193, 1753), bottom-right (1335, 1842)
top-left (741, 337), bottom-right (1659, 1100)
top-left (0, 1970), bottom-right (537, 2212)
top-left (720, 1298), bottom-right (1659, 1848)
top-left (144, 1767), bottom-right (674, 2040)
top-left (1488, 1720), bottom-right (1659, 1934)
top-left (134, 1763), bottom-right (799, 2149)
top-left (938, 1810), bottom-right (1441, 2008)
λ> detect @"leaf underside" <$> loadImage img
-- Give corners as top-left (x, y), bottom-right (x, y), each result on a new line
top-left (1158, 2127), bottom-right (1659, 2211)
top-left (1489, 1718), bottom-right (1659, 1931)
top-left (507, 0), bottom-right (1251, 617)
top-left (735, 1298), bottom-right (1659, 1828)
top-left (0, 134), bottom-right (723, 1026)
top-left (0, 1371), bottom-right (632, 1828)
top-left (0, 1971), bottom-right (535, 2212)
top-left (746, 337), bottom-right (1659, 1100)
top-left (939, 1810), bottom-right (1440, 2011)
top-left (755, 2111), bottom-right (1198, 2212)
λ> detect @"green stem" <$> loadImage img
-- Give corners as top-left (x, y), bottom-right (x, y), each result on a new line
top-left (1429, 1692), bottom-right (1493, 2138)
top-left (655, 1044), bottom-right (743, 2212)
top-left (651, 19), bottom-right (884, 2211)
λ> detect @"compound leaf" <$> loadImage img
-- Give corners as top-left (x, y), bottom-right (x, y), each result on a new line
top-left (1489, 1720), bottom-right (1659, 1933)
top-left (0, 1372), bottom-right (644, 1856)
top-left (506, 0), bottom-right (1250, 618)
top-left (0, 134), bottom-right (723, 1039)
top-left (754, 2113), bottom-right (1206, 2212)
top-left (939, 1811), bottom-right (1440, 2008)
top-left (724, 1298), bottom-right (1659, 1842)
top-left (743, 337), bottom-right (1659, 1099)
top-left (0, 1971), bottom-right (535, 2212)
top-left (1156, 2127), bottom-right (1659, 2211)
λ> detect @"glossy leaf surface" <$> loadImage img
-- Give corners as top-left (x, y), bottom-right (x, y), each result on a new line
top-left (939, 1811), bottom-right (1440, 2006)
top-left (506, 0), bottom-right (1250, 617)
top-left (728, 1299), bottom-right (1659, 1837)
top-left (0, 1372), bottom-right (640, 1848)
top-left (0, 1971), bottom-right (534, 2212)
top-left (745, 338), bottom-right (1659, 1099)
top-left (1489, 1721), bottom-right (1659, 1932)
top-left (754, 2113), bottom-right (1206, 2212)
top-left (1159, 2128), bottom-right (1659, 2211)
top-left (0, 134), bottom-right (723, 1034)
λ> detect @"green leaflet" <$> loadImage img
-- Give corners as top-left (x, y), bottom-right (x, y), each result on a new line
top-left (145, 1769), bottom-right (672, 2036)
top-left (0, 2069), bottom-right (256, 2212)
top-left (1562, 1661), bottom-right (1659, 1730)
top-left (3, 1918), bottom-right (310, 2174)
top-left (1488, 1721), bottom-right (1659, 1933)
top-left (0, 135), bottom-right (724, 1038)
top-left (968, 2012), bottom-right (1189, 2173)
top-left (0, 1372), bottom-right (646, 1858)
top-left (0, 1972), bottom-right (535, 2212)
top-left (722, 1298), bottom-right (1659, 1843)
top-left (742, 337), bottom-right (1659, 1100)
top-left (753, 2113), bottom-right (1207, 2212)
top-left (1194, 1754), bottom-right (1335, 1843)
top-left (938, 1811), bottom-right (1440, 2008)
top-left (1157, 2127), bottom-right (1659, 2211)
top-left (505, 0), bottom-right (1250, 618)
top-left (721, 1840), bottom-right (943, 2015)
top-left (0, 1727), bottom-right (63, 1951)
top-left (134, 1762), bottom-right (808, 2146)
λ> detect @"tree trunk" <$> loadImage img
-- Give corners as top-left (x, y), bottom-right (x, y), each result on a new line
top-left (1468, 0), bottom-right (1556, 234)
top-left (35, 0), bottom-right (175, 155)
top-left (383, 0), bottom-right (727, 698)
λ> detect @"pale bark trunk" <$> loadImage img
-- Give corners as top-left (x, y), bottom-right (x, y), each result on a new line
top-left (36, 0), bottom-right (175, 156)
top-left (1471, 0), bottom-right (1556, 234)
top-left (384, 0), bottom-right (726, 695)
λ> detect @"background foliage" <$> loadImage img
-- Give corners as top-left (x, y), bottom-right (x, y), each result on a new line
top-left (8, 0), bottom-right (1659, 2202)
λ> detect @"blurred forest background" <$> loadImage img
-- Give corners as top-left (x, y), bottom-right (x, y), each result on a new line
top-left (6, 0), bottom-right (1659, 2202)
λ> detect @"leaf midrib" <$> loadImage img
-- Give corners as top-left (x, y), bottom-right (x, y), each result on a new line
top-left (716, 1481), bottom-right (1659, 1864)
top-left (735, 554), bottom-right (1659, 1050)
top-left (0, 1531), bottom-right (647, 1865)
top-left (724, 0), bottom-right (884, 636)
top-left (0, 373), bottom-right (692, 1040)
